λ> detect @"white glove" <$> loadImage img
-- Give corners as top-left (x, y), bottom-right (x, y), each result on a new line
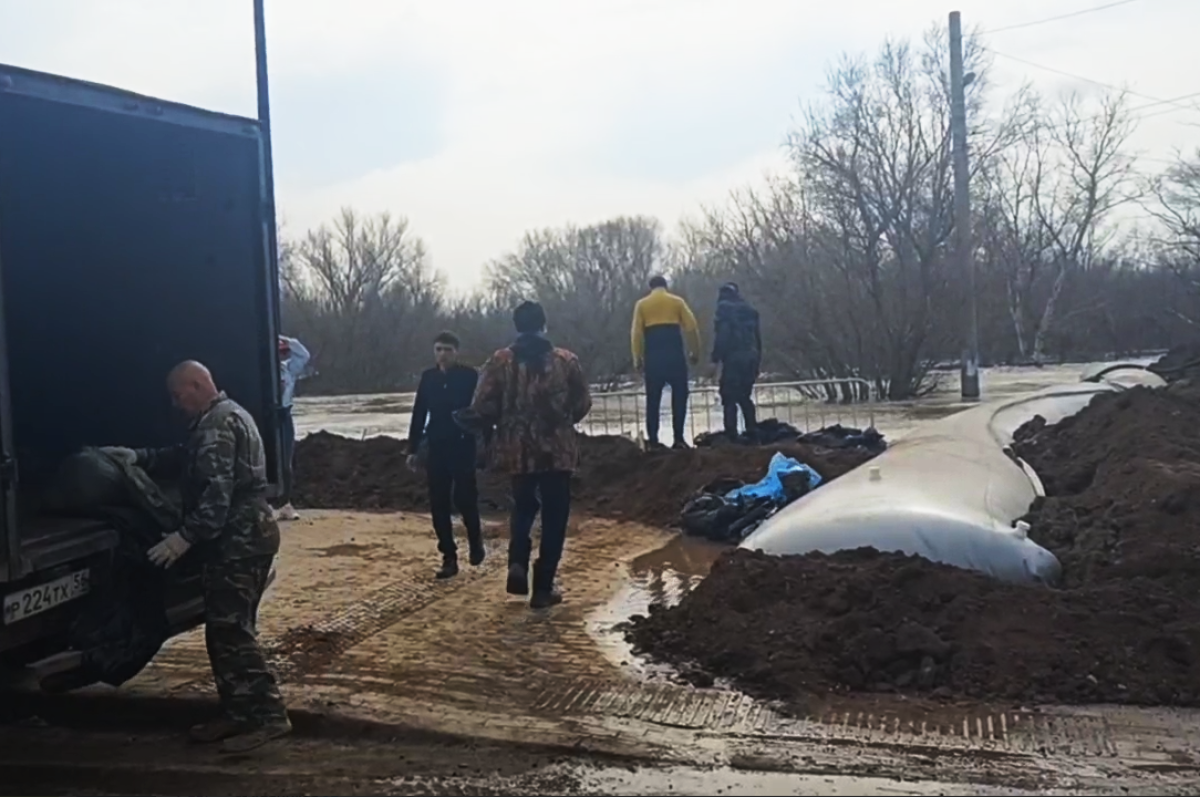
top-left (147, 531), bottom-right (192, 568)
top-left (100, 446), bottom-right (138, 466)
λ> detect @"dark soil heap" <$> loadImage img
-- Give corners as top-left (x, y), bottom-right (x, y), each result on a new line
top-left (1150, 343), bottom-right (1200, 383)
top-left (625, 384), bottom-right (1200, 709)
top-left (293, 432), bottom-right (875, 527)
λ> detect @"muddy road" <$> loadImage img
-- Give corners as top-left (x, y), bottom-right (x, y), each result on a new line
top-left (4, 511), bottom-right (1200, 795)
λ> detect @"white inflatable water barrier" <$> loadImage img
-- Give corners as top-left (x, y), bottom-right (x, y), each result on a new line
top-left (739, 366), bottom-right (1168, 585)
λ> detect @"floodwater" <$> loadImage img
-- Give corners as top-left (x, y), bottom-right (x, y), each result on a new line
top-left (292, 360), bottom-right (1157, 443)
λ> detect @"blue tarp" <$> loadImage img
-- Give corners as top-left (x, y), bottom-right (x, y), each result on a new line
top-left (726, 452), bottom-right (822, 502)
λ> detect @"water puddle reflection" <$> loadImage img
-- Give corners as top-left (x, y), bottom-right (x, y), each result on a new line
top-left (586, 534), bottom-right (726, 676)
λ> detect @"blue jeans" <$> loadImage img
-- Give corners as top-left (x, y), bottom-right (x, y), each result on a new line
top-left (279, 406), bottom-right (296, 505)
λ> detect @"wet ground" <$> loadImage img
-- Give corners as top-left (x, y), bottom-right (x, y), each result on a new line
top-left (4, 509), bottom-right (1200, 795)
top-left (293, 362), bottom-right (1149, 441)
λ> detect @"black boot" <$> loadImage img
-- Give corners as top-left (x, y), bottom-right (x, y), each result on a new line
top-left (468, 532), bottom-right (486, 566)
top-left (742, 401), bottom-right (759, 444)
top-left (723, 404), bottom-right (740, 441)
top-left (436, 555), bottom-right (459, 580)
top-left (529, 561), bottom-right (562, 609)
top-left (506, 563), bottom-right (529, 595)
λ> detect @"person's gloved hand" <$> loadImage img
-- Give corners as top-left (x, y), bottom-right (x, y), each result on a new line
top-left (147, 531), bottom-right (192, 568)
top-left (99, 446), bottom-right (138, 466)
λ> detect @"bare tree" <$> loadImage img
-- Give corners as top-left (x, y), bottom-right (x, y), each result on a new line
top-left (783, 34), bottom-right (980, 399)
top-left (275, 27), bottom-right (1189, 400)
top-left (486, 216), bottom-right (664, 385)
top-left (1027, 93), bottom-right (1137, 362)
top-left (282, 208), bottom-right (444, 392)
top-left (1145, 151), bottom-right (1200, 327)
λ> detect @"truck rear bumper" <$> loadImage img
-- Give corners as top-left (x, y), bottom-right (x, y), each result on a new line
top-left (16, 561), bottom-right (276, 689)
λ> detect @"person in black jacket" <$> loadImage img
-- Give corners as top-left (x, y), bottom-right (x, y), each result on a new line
top-left (711, 282), bottom-right (762, 442)
top-left (407, 331), bottom-right (485, 579)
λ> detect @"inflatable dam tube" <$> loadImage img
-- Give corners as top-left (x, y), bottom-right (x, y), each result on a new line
top-left (739, 367), bottom-right (1168, 585)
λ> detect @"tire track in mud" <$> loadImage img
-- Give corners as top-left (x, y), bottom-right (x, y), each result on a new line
top-left (160, 555), bottom-right (511, 694)
top-left (524, 676), bottom-right (1160, 762)
top-left (264, 554), bottom-right (510, 682)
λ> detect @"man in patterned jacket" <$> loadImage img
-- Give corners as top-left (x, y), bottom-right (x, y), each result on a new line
top-left (462, 301), bottom-right (592, 609)
top-left (102, 360), bottom-right (290, 753)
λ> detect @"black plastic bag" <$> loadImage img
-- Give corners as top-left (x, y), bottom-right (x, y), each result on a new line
top-left (40, 447), bottom-right (128, 515)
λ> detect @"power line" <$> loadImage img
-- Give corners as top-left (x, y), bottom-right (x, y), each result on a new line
top-left (985, 47), bottom-right (1199, 112)
top-left (981, 0), bottom-right (1142, 35)
top-left (980, 91), bottom-right (1200, 146)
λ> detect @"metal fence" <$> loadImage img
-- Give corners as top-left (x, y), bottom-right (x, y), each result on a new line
top-left (583, 378), bottom-right (876, 441)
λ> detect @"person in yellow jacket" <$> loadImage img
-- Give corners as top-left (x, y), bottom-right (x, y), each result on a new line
top-left (630, 276), bottom-right (702, 449)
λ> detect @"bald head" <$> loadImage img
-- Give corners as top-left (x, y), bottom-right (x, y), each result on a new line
top-left (167, 360), bottom-right (219, 417)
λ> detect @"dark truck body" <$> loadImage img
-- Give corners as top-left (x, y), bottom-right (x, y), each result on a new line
top-left (0, 64), bottom-right (283, 683)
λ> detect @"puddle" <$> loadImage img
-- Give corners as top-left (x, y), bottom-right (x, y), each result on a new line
top-left (569, 764), bottom-right (1052, 795)
top-left (586, 534), bottom-right (725, 676)
top-left (381, 761), bottom-right (1058, 796)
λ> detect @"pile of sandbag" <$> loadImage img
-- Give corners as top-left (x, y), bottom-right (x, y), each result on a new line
top-left (680, 452), bottom-right (822, 543)
top-left (694, 420), bottom-right (887, 454)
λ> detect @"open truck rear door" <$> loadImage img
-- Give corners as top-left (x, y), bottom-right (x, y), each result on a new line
top-left (0, 305), bottom-right (13, 585)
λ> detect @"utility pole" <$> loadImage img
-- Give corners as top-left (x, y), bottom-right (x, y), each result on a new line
top-left (949, 10), bottom-right (981, 400)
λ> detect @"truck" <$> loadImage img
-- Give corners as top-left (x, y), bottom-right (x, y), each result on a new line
top-left (0, 62), bottom-right (284, 690)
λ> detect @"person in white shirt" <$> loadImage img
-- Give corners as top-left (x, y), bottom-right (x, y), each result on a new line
top-left (276, 335), bottom-right (310, 521)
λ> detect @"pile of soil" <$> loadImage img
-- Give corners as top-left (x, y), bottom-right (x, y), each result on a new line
top-left (1150, 343), bottom-right (1200, 383)
top-left (1013, 383), bottom-right (1200, 593)
top-left (293, 432), bottom-right (876, 528)
top-left (625, 384), bottom-right (1200, 709)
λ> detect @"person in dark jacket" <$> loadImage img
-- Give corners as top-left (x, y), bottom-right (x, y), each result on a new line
top-left (711, 282), bottom-right (762, 442)
top-left (407, 331), bottom-right (484, 579)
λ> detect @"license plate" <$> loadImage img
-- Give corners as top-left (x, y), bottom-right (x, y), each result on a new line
top-left (3, 569), bottom-right (91, 625)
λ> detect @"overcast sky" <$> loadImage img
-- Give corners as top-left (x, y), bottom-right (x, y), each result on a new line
top-left (2, 0), bottom-right (1197, 290)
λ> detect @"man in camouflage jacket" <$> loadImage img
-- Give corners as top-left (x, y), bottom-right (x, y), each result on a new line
top-left (464, 301), bottom-right (592, 609)
top-left (103, 360), bottom-right (289, 753)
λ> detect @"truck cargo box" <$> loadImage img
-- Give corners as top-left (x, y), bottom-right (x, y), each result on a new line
top-left (0, 64), bottom-right (283, 586)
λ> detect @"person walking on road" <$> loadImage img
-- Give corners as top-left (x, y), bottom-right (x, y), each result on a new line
top-left (407, 331), bottom-right (485, 579)
top-left (275, 335), bottom-right (310, 522)
top-left (630, 276), bottom-right (701, 449)
top-left (711, 282), bottom-right (762, 443)
top-left (102, 361), bottom-right (290, 754)
top-left (462, 301), bottom-right (592, 609)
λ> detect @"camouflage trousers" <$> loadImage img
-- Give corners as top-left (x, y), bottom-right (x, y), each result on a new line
top-left (203, 555), bottom-right (287, 725)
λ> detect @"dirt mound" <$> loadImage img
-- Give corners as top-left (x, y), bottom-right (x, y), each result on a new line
top-left (625, 383), bottom-right (1200, 709)
top-left (1012, 384), bottom-right (1200, 592)
top-left (293, 432), bottom-right (876, 527)
top-left (1150, 343), bottom-right (1200, 383)
top-left (625, 548), bottom-right (1200, 708)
